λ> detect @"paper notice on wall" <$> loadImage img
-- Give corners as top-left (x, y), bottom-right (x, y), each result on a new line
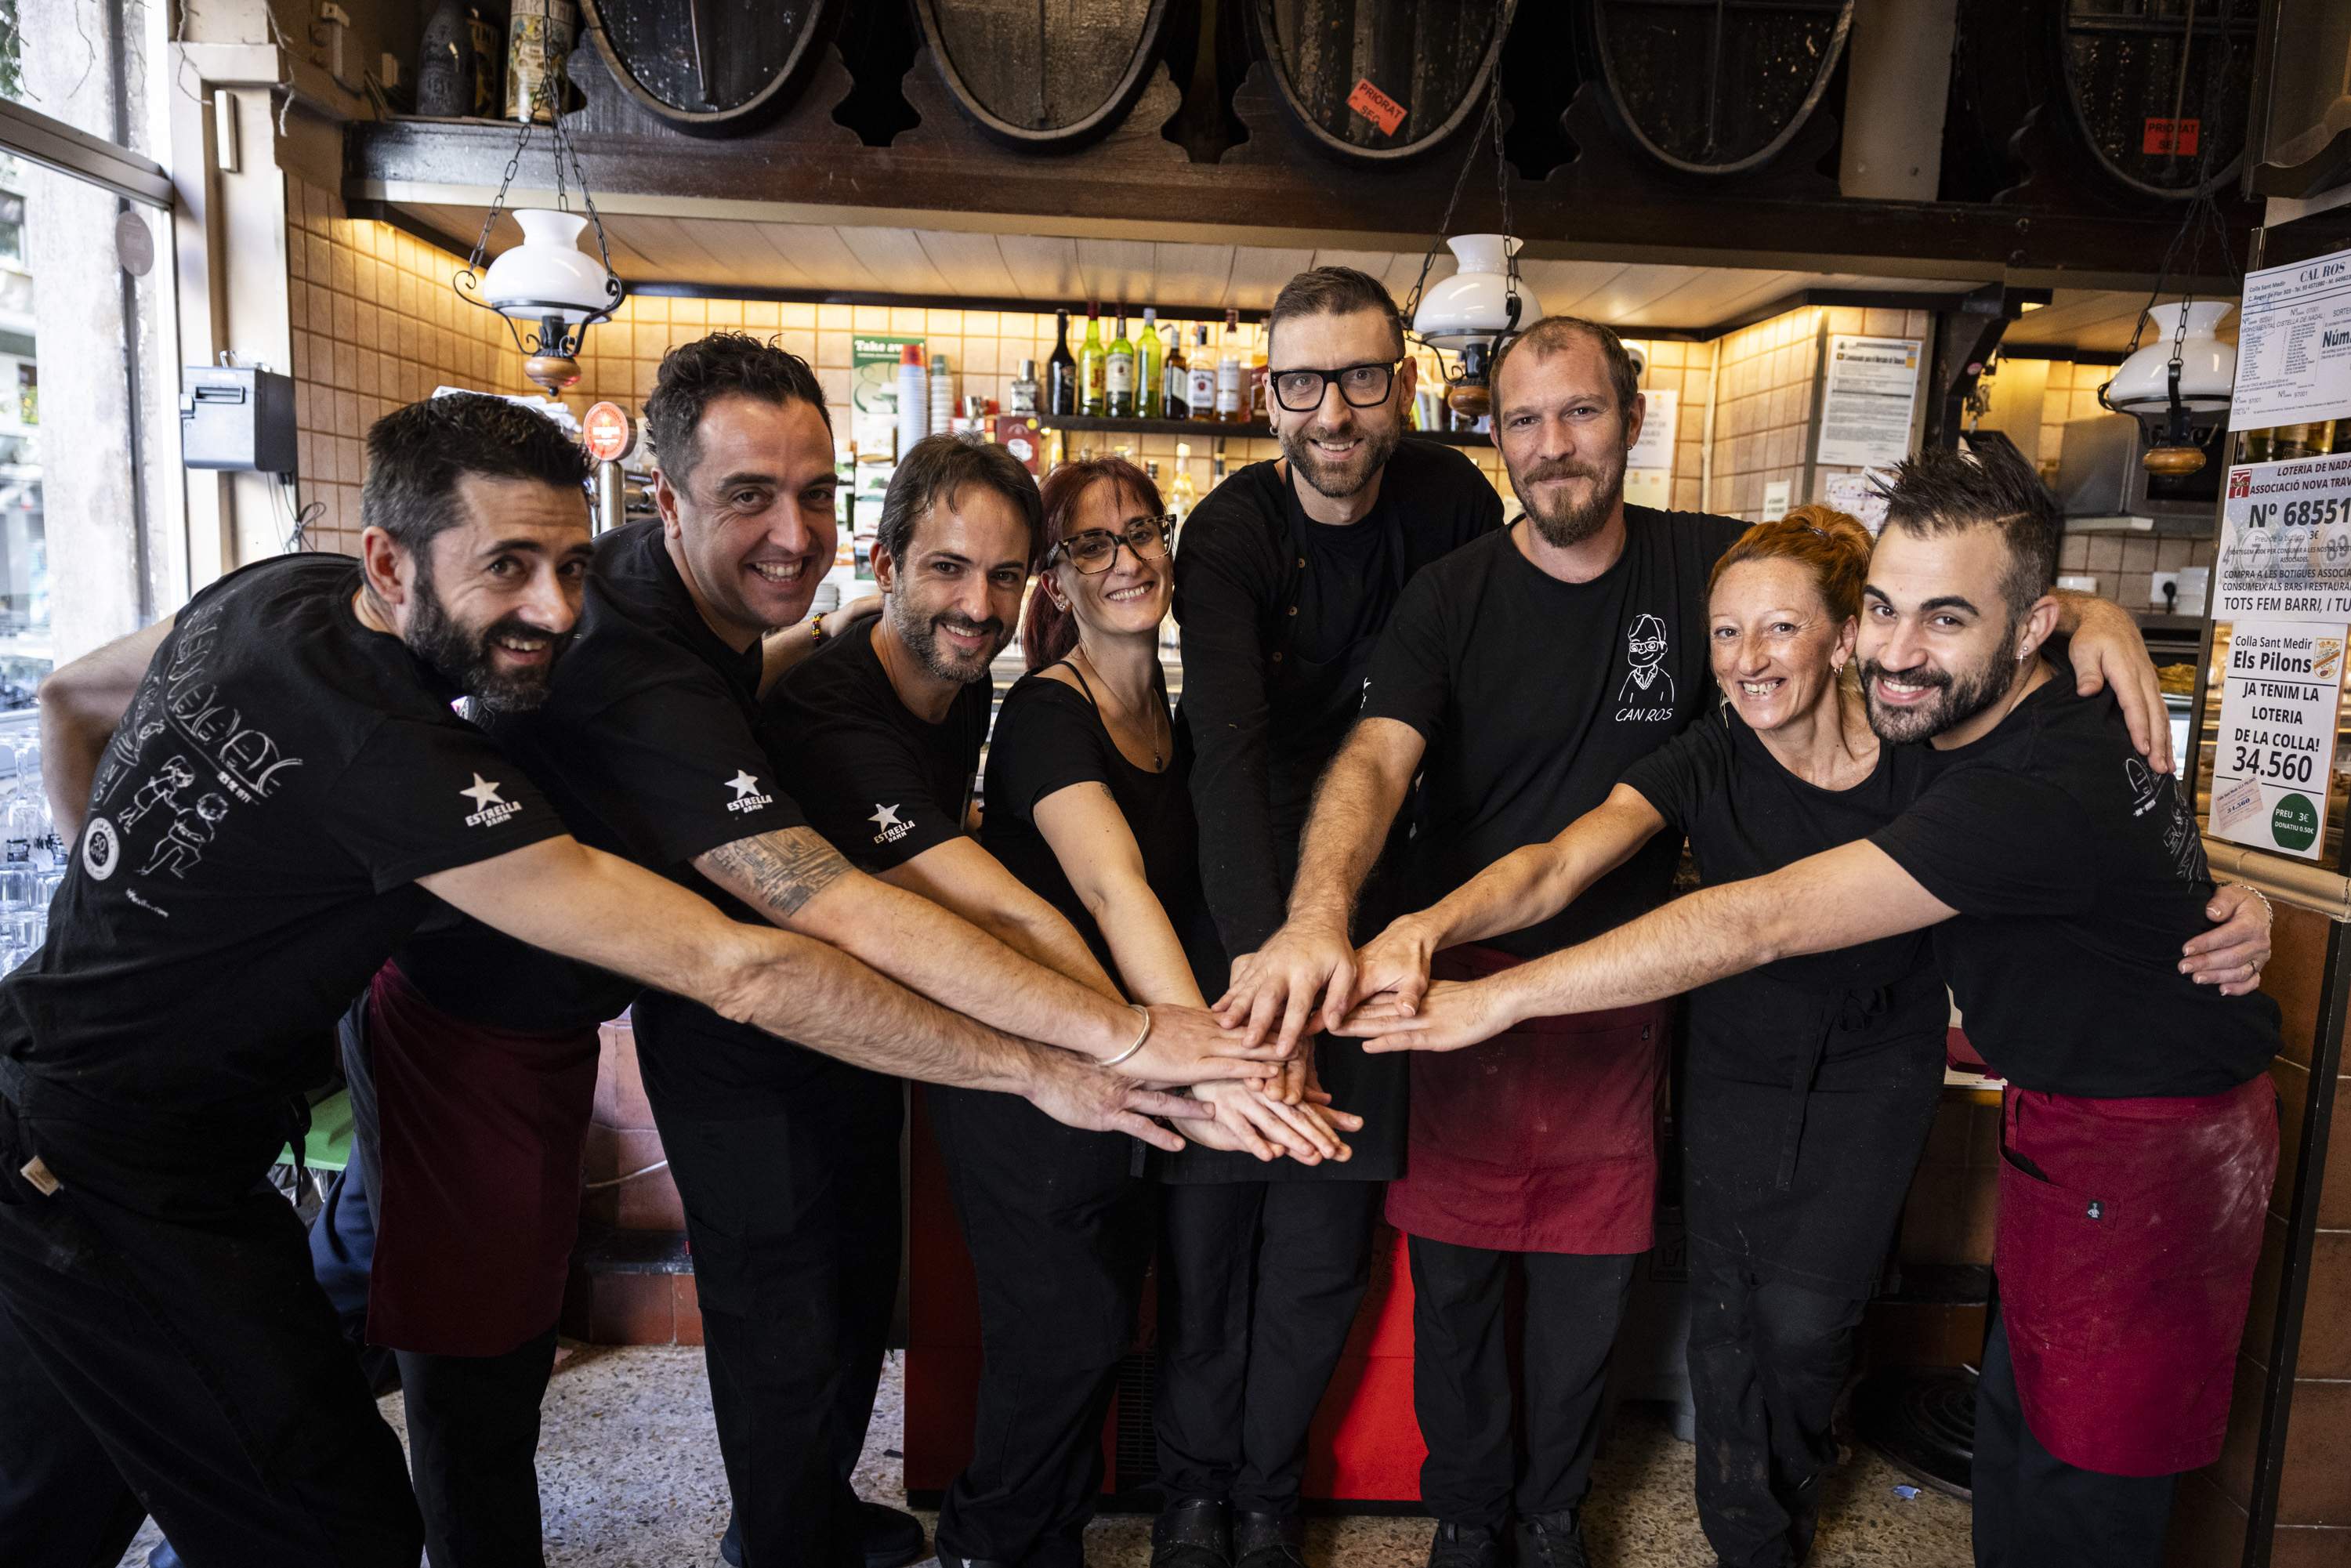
top-left (1628, 388), bottom-right (1679, 471)
top-left (1815, 336), bottom-right (1922, 468)
top-left (2208, 620), bottom-right (2346, 860)
top-left (2215, 454), bottom-right (2351, 621)
top-left (2229, 248), bottom-right (2351, 431)
top-left (1823, 469), bottom-right (1894, 534)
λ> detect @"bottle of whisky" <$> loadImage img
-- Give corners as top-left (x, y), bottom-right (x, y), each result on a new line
top-left (1079, 302), bottom-right (1107, 418)
top-left (1187, 325), bottom-right (1216, 422)
top-left (1164, 325), bottom-right (1190, 419)
top-left (1047, 309), bottom-right (1077, 417)
top-left (1138, 309), bottom-right (1165, 418)
top-left (1106, 310), bottom-right (1136, 419)
top-left (1215, 309), bottom-right (1244, 423)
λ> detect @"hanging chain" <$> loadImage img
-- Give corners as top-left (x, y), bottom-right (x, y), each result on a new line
top-left (1400, 0), bottom-right (1516, 341)
top-left (2114, 3), bottom-right (2241, 374)
top-left (455, 41), bottom-right (623, 317)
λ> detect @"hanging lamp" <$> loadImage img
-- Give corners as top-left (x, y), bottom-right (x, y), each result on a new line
top-left (454, 56), bottom-right (625, 396)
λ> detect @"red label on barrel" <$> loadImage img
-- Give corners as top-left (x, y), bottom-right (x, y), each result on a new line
top-left (1348, 78), bottom-right (1407, 137)
top-left (582, 401), bottom-right (632, 462)
top-left (2143, 118), bottom-right (2201, 156)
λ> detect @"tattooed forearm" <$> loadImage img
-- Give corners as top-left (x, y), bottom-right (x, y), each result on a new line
top-left (697, 826), bottom-right (853, 921)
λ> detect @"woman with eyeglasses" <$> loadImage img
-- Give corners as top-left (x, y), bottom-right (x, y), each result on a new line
top-left (931, 455), bottom-right (1360, 1568)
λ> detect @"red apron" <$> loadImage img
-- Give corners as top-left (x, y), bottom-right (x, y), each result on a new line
top-left (366, 961), bottom-right (603, 1357)
top-left (1994, 1074), bottom-right (2277, 1476)
top-left (1384, 943), bottom-right (1667, 1255)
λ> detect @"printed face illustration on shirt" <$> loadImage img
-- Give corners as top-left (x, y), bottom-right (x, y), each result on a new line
top-left (1617, 612), bottom-right (1675, 715)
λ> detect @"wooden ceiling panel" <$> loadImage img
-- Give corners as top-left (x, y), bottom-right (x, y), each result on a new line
top-left (1075, 238), bottom-right (1161, 306)
top-left (995, 234), bottom-right (1085, 299)
top-left (836, 226), bottom-right (955, 295)
top-left (913, 230), bottom-right (1022, 298)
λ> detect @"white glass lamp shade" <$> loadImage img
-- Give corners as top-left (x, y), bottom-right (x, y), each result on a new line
top-left (1413, 234), bottom-right (1543, 353)
top-left (480, 208), bottom-right (617, 327)
top-left (2103, 300), bottom-right (2235, 415)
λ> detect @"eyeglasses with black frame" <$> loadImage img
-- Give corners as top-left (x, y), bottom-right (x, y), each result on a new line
top-left (1046, 513), bottom-right (1176, 574)
top-left (1270, 360), bottom-right (1403, 414)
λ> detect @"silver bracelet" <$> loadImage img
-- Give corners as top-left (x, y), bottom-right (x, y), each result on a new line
top-left (1099, 1004), bottom-right (1152, 1069)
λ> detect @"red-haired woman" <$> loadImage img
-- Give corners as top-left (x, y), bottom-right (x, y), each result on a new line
top-left (928, 456), bottom-right (1357, 1568)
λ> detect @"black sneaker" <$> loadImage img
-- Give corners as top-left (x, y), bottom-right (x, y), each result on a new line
top-left (719, 1502), bottom-right (926, 1568)
top-left (1233, 1508), bottom-right (1307, 1568)
top-left (1152, 1496), bottom-right (1233, 1568)
top-left (1515, 1508), bottom-right (1590, 1568)
top-left (1427, 1519), bottom-right (1505, 1568)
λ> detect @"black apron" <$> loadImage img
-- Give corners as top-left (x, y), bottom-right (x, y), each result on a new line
top-left (1679, 965), bottom-right (1947, 1293)
top-left (1160, 463), bottom-right (1412, 1185)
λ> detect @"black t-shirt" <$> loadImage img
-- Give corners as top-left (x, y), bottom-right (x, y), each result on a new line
top-left (0, 554), bottom-right (563, 1133)
top-left (474, 519), bottom-right (809, 1032)
top-left (765, 617), bottom-right (988, 872)
top-left (1360, 509), bottom-right (1741, 957)
top-left (1870, 653), bottom-right (2281, 1097)
top-left (1621, 708), bottom-right (1933, 994)
top-left (1174, 440), bottom-right (1502, 956)
top-left (980, 669), bottom-right (1221, 992)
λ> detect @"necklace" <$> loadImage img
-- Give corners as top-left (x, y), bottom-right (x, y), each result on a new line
top-left (1075, 646), bottom-right (1166, 770)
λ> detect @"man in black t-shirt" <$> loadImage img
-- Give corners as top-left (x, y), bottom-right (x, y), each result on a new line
top-left (1157, 267), bottom-right (1502, 1568)
top-left (1339, 441), bottom-right (2283, 1568)
top-left (1226, 320), bottom-right (2199, 1566)
top-left (0, 394), bottom-right (1203, 1568)
top-left (480, 346), bottom-right (1270, 1568)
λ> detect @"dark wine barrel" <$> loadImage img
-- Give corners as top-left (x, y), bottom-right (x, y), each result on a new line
top-left (2059, 0), bottom-right (2259, 199)
top-left (1248, 0), bottom-right (1514, 162)
top-left (913, 0), bottom-right (1179, 148)
top-left (1580, 0), bottom-right (1851, 176)
top-left (579, 0), bottom-right (839, 136)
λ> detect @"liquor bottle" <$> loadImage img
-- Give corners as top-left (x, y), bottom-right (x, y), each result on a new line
top-left (1106, 310), bottom-right (1137, 419)
top-left (1169, 440), bottom-right (1199, 522)
top-left (1164, 326), bottom-right (1190, 419)
top-left (1138, 309), bottom-right (1165, 418)
top-left (1010, 358), bottom-right (1040, 416)
top-left (1248, 339), bottom-right (1269, 422)
top-left (1079, 302), bottom-right (1107, 418)
top-left (1186, 325), bottom-right (1216, 422)
top-left (1047, 309), bottom-right (1078, 416)
top-left (1215, 309), bottom-right (1244, 423)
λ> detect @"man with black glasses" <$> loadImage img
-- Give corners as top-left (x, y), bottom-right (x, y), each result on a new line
top-left (1157, 268), bottom-right (1502, 1567)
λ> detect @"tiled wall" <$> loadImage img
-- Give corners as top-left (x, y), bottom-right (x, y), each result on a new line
top-left (549, 298), bottom-right (1710, 511)
top-left (2054, 529), bottom-right (2218, 614)
top-left (284, 176), bottom-right (527, 557)
top-left (1706, 305), bottom-right (1933, 523)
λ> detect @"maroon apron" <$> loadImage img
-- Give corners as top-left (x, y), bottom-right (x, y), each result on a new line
top-left (366, 961), bottom-right (603, 1357)
top-left (1384, 943), bottom-right (1667, 1255)
top-left (1994, 1074), bottom-right (2277, 1476)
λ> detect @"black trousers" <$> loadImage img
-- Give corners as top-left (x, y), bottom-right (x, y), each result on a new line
top-left (640, 1049), bottom-right (904, 1568)
top-left (1972, 1309), bottom-right (2177, 1568)
top-left (929, 1085), bottom-right (1148, 1567)
top-left (397, 1328), bottom-right (560, 1568)
top-left (1154, 1179), bottom-right (1381, 1515)
top-left (0, 1097), bottom-right (422, 1568)
top-left (1407, 1236), bottom-right (1637, 1534)
top-left (1684, 1238), bottom-right (1867, 1568)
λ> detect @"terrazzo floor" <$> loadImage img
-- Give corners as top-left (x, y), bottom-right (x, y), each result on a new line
top-left (118, 1345), bottom-right (1973, 1566)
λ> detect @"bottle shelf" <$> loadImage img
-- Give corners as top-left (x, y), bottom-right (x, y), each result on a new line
top-left (1038, 415), bottom-right (1491, 447)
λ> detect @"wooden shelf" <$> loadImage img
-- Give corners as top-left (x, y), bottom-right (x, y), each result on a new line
top-left (1038, 414), bottom-right (1491, 447)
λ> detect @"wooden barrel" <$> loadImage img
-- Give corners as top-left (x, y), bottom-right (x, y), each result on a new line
top-left (578, 0), bottom-right (839, 136)
top-left (1578, 0), bottom-right (1851, 176)
top-left (2058, 0), bottom-right (2259, 199)
top-left (1247, 0), bottom-right (1516, 162)
top-left (913, 0), bottom-right (1181, 148)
